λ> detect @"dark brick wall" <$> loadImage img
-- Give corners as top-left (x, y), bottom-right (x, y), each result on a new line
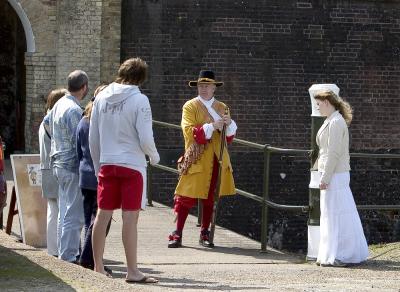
top-left (0, 1), bottom-right (26, 155)
top-left (122, 0), bottom-right (400, 252)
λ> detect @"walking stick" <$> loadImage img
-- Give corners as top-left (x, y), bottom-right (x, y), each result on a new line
top-left (209, 106), bottom-right (229, 246)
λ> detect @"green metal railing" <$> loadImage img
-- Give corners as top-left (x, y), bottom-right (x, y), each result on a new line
top-left (147, 120), bottom-right (400, 252)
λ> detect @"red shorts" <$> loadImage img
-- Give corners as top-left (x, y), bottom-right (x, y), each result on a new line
top-left (97, 165), bottom-right (143, 211)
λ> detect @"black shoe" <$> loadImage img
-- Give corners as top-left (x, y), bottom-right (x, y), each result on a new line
top-left (79, 262), bottom-right (94, 270)
top-left (199, 230), bottom-right (214, 248)
top-left (168, 231), bottom-right (182, 248)
top-left (104, 266), bottom-right (112, 275)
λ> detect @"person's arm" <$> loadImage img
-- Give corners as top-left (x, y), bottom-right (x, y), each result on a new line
top-left (89, 102), bottom-right (101, 176)
top-left (67, 108), bottom-right (82, 151)
top-left (181, 102), bottom-right (205, 146)
top-left (225, 119), bottom-right (237, 143)
top-left (189, 115), bottom-right (225, 145)
top-left (43, 111), bottom-right (52, 136)
top-left (75, 120), bottom-right (83, 163)
top-left (136, 96), bottom-right (160, 165)
top-left (320, 119), bottom-right (344, 185)
top-left (38, 122), bottom-right (46, 168)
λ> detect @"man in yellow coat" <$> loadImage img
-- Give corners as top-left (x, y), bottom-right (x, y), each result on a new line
top-left (168, 70), bottom-right (237, 248)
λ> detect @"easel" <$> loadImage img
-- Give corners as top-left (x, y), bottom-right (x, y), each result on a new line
top-left (5, 186), bottom-right (18, 235)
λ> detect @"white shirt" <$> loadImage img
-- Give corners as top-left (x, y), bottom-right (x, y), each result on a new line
top-left (196, 96), bottom-right (237, 139)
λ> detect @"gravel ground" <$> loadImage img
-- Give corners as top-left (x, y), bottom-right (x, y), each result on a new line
top-left (1, 217), bottom-right (400, 292)
top-left (0, 231), bottom-right (149, 292)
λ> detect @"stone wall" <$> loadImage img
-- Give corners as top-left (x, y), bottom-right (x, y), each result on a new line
top-left (121, 0), bottom-right (400, 252)
top-left (55, 0), bottom-right (103, 89)
top-left (24, 53), bottom-right (56, 152)
top-left (18, 0), bottom-right (57, 152)
top-left (100, 0), bottom-right (121, 83)
top-left (2, 0), bottom-right (122, 152)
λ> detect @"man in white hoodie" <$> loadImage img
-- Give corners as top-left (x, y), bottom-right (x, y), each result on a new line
top-left (89, 58), bottom-right (159, 283)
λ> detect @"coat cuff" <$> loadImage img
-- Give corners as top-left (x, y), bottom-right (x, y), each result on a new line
top-left (193, 126), bottom-right (208, 144)
top-left (226, 135), bottom-right (235, 144)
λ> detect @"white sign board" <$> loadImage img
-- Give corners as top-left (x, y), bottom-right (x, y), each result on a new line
top-left (11, 154), bottom-right (47, 247)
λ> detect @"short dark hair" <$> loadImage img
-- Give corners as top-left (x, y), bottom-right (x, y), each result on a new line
top-left (67, 70), bottom-right (88, 92)
top-left (115, 58), bottom-right (148, 85)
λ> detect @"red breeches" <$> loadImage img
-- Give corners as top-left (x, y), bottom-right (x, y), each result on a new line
top-left (174, 157), bottom-right (218, 233)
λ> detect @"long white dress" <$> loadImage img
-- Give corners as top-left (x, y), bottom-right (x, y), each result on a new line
top-left (317, 171), bottom-right (369, 264)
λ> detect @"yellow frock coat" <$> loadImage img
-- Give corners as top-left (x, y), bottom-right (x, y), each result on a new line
top-left (175, 98), bottom-right (236, 199)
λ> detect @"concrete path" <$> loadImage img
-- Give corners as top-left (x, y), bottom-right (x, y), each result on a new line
top-left (103, 204), bottom-right (400, 291)
top-left (2, 158), bottom-right (400, 291)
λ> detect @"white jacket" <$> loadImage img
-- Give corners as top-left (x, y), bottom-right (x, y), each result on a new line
top-left (316, 111), bottom-right (350, 184)
top-left (89, 82), bottom-right (160, 176)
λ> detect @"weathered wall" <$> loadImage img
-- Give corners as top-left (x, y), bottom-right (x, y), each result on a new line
top-left (121, 0), bottom-right (400, 252)
top-left (1, 0), bottom-right (121, 152)
top-left (19, 0), bottom-right (58, 152)
top-left (55, 0), bottom-right (103, 89)
top-left (100, 0), bottom-right (121, 82)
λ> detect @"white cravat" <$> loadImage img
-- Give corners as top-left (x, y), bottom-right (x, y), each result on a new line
top-left (197, 96), bottom-right (237, 139)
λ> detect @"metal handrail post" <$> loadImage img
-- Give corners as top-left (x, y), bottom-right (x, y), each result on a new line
top-left (308, 116), bottom-right (324, 226)
top-left (147, 163), bottom-right (153, 206)
top-left (197, 200), bottom-right (202, 227)
top-left (261, 145), bottom-right (271, 252)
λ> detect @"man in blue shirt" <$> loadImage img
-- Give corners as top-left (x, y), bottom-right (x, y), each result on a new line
top-left (47, 70), bottom-right (88, 262)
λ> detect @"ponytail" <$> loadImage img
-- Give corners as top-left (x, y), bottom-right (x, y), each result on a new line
top-left (338, 99), bottom-right (353, 126)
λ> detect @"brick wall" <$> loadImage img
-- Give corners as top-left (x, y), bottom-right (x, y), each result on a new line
top-left (1, 0), bottom-right (122, 152)
top-left (55, 0), bottom-right (120, 87)
top-left (122, 0), bottom-right (400, 252)
top-left (55, 0), bottom-right (103, 89)
top-left (24, 53), bottom-right (56, 152)
top-left (100, 0), bottom-right (122, 83)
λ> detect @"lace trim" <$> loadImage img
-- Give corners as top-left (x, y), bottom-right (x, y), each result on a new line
top-left (177, 142), bottom-right (205, 176)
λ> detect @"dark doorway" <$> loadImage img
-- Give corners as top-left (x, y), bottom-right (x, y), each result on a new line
top-left (0, 1), bottom-right (26, 156)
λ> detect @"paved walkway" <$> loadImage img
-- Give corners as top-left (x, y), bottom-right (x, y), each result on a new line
top-left (2, 159), bottom-right (400, 291)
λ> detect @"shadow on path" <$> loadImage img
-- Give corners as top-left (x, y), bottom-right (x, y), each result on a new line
top-left (110, 265), bottom-right (267, 291)
top-left (184, 245), bottom-right (305, 263)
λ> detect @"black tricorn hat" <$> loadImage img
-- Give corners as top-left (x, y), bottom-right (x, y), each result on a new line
top-left (188, 70), bottom-right (224, 87)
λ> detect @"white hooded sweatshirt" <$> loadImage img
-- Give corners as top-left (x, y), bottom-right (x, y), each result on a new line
top-left (89, 82), bottom-right (160, 177)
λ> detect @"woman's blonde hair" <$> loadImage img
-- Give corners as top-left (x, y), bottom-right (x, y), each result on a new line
top-left (83, 84), bottom-right (108, 119)
top-left (314, 91), bottom-right (353, 126)
top-left (45, 88), bottom-right (68, 112)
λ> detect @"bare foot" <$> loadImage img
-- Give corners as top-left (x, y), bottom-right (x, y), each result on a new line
top-left (126, 269), bottom-right (157, 283)
top-left (94, 266), bottom-right (112, 278)
top-left (126, 276), bottom-right (158, 284)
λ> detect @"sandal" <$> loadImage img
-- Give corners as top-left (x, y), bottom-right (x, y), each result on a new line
top-left (125, 276), bottom-right (158, 284)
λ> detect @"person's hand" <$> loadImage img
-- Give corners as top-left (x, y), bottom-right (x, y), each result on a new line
top-left (319, 182), bottom-right (329, 190)
top-left (222, 114), bottom-right (232, 126)
top-left (212, 119), bottom-right (224, 131)
top-left (149, 153), bottom-right (160, 165)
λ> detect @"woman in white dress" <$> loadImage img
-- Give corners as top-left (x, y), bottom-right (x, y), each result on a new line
top-left (314, 91), bottom-right (369, 267)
